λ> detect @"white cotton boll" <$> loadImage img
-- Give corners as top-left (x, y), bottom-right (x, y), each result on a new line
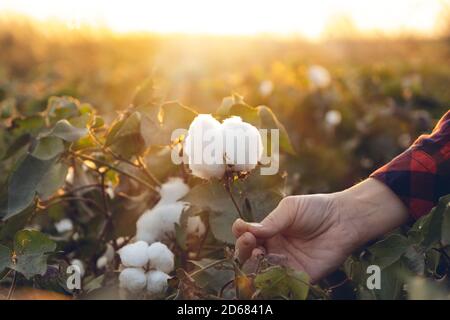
top-left (118, 241), bottom-right (149, 267)
top-left (186, 216), bottom-right (206, 237)
top-left (222, 117), bottom-right (263, 172)
top-left (70, 259), bottom-right (85, 277)
top-left (259, 80), bottom-right (274, 97)
top-left (136, 202), bottom-right (188, 243)
top-left (119, 268), bottom-right (147, 293)
top-left (325, 110), bottom-right (342, 126)
top-left (158, 177), bottom-right (190, 204)
top-left (308, 65), bottom-right (331, 89)
top-left (146, 270), bottom-right (170, 297)
top-left (55, 218), bottom-right (73, 233)
top-left (147, 242), bottom-right (175, 273)
top-left (184, 114), bottom-right (226, 180)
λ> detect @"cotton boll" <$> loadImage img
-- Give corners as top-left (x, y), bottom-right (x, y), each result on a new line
top-left (147, 242), bottom-right (174, 273)
top-left (308, 65), bottom-right (331, 89)
top-left (184, 114), bottom-right (226, 179)
top-left (136, 202), bottom-right (188, 243)
top-left (146, 270), bottom-right (170, 297)
top-left (186, 216), bottom-right (206, 237)
top-left (158, 177), bottom-right (190, 205)
top-left (259, 80), bottom-right (274, 97)
top-left (119, 268), bottom-right (147, 293)
top-left (222, 117), bottom-right (263, 172)
top-left (70, 259), bottom-right (85, 277)
top-left (118, 241), bottom-right (149, 267)
top-left (325, 110), bottom-right (342, 126)
top-left (55, 218), bottom-right (73, 233)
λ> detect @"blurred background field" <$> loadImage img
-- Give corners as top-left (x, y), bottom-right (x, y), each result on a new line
top-left (1, 1), bottom-right (450, 195)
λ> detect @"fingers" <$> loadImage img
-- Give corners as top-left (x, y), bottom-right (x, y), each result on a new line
top-left (234, 232), bottom-right (257, 263)
top-left (232, 197), bottom-right (296, 239)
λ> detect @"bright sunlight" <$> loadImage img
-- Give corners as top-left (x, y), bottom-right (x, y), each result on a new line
top-left (0, 0), bottom-right (446, 38)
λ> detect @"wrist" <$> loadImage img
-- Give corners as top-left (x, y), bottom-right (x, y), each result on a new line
top-left (334, 178), bottom-right (409, 247)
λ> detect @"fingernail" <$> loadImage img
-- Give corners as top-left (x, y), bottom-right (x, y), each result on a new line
top-left (248, 222), bottom-right (263, 228)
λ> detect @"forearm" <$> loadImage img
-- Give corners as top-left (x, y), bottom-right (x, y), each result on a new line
top-left (335, 178), bottom-right (409, 246)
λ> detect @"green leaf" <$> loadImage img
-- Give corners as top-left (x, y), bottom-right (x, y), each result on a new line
top-left (257, 105), bottom-right (296, 155)
top-left (105, 112), bottom-right (145, 158)
top-left (2, 134), bottom-right (31, 160)
top-left (132, 78), bottom-right (155, 107)
top-left (37, 161), bottom-right (69, 200)
top-left (158, 102), bottom-right (197, 144)
top-left (183, 174), bottom-right (283, 244)
top-left (0, 244), bottom-right (12, 273)
top-left (183, 180), bottom-right (237, 243)
top-left (229, 104), bottom-right (260, 126)
top-left (368, 234), bottom-right (410, 269)
top-left (440, 196), bottom-right (450, 246)
top-left (47, 120), bottom-right (88, 142)
top-left (374, 260), bottom-right (406, 300)
top-left (12, 229), bottom-right (56, 279)
top-left (216, 94), bottom-right (245, 116)
top-left (83, 274), bottom-right (105, 293)
top-left (255, 265), bottom-right (310, 300)
top-left (4, 155), bottom-right (55, 220)
top-left (11, 115), bottom-right (46, 137)
top-left (47, 96), bottom-right (80, 121)
top-left (31, 136), bottom-right (65, 160)
top-left (422, 195), bottom-right (450, 248)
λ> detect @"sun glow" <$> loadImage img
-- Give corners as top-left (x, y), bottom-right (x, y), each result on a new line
top-left (0, 0), bottom-right (446, 38)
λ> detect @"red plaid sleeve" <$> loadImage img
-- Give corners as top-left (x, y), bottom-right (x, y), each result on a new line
top-left (370, 110), bottom-right (450, 219)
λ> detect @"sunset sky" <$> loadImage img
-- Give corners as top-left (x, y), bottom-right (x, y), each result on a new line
top-left (0, 0), bottom-right (447, 38)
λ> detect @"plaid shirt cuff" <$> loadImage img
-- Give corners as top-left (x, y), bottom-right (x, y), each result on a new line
top-left (370, 110), bottom-right (450, 219)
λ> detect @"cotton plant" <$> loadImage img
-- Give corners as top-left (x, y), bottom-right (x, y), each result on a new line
top-left (119, 177), bottom-right (206, 299)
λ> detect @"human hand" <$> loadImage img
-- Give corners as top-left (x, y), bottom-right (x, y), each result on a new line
top-left (232, 178), bottom-right (409, 283)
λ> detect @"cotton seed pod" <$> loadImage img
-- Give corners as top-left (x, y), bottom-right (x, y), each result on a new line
top-left (222, 116), bottom-right (263, 172)
top-left (147, 242), bottom-right (174, 273)
top-left (118, 241), bottom-right (149, 267)
top-left (119, 268), bottom-right (147, 293)
top-left (146, 270), bottom-right (170, 297)
top-left (184, 114), bottom-right (226, 179)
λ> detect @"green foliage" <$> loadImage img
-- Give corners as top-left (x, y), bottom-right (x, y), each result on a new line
top-left (0, 230), bottom-right (56, 279)
top-left (345, 195), bottom-right (450, 299)
top-left (255, 265), bottom-right (310, 300)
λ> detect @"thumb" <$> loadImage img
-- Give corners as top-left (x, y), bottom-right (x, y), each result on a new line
top-left (235, 196), bottom-right (296, 239)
